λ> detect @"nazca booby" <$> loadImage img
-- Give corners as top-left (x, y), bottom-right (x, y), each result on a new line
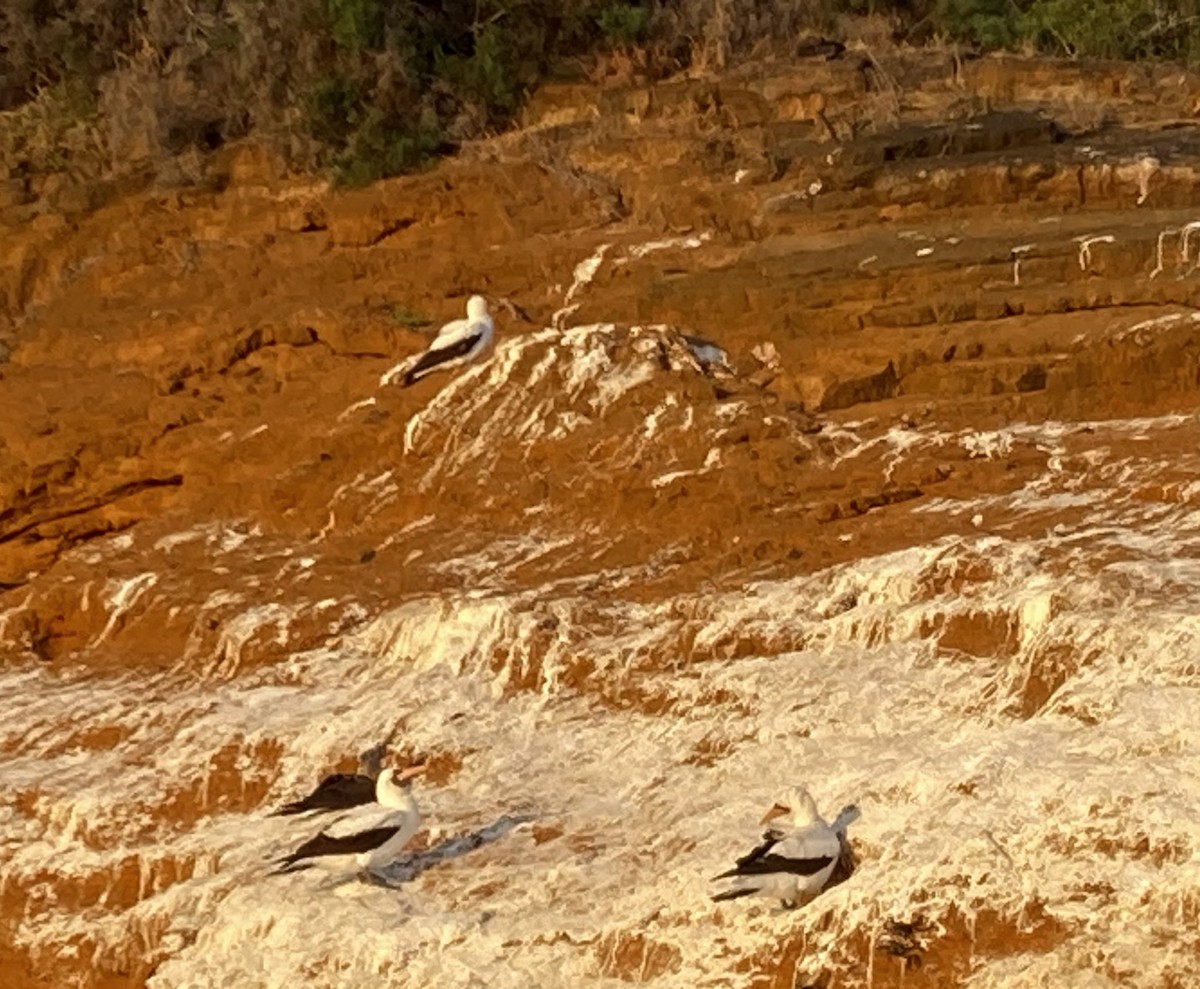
top-left (275, 765), bottom-right (426, 873)
top-left (712, 786), bottom-right (860, 908)
top-left (380, 295), bottom-right (494, 388)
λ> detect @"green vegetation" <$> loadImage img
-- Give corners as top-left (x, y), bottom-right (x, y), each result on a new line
top-left (327, 0), bottom-right (388, 50)
top-left (934, 0), bottom-right (1023, 49)
top-left (594, 1), bottom-right (653, 45)
top-left (930, 0), bottom-right (1200, 59)
top-left (1015, 0), bottom-right (1200, 62)
top-left (3, 0), bottom-right (1200, 187)
top-left (390, 305), bottom-right (434, 328)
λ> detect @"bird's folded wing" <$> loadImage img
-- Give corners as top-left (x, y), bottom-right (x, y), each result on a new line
top-left (713, 851), bottom-right (836, 879)
top-left (430, 316), bottom-right (470, 347)
top-left (713, 824), bottom-right (841, 880)
top-left (710, 831), bottom-right (783, 880)
top-left (279, 824), bottom-right (401, 867)
top-left (735, 830), bottom-right (785, 867)
top-left (270, 774), bottom-right (375, 816)
top-left (404, 331), bottom-right (485, 384)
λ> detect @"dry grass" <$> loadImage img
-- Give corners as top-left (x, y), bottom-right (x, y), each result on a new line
top-left (0, 81), bottom-right (106, 178)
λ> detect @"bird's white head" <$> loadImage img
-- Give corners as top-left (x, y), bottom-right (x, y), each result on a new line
top-left (375, 764), bottom-right (426, 807)
top-left (466, 295), bottom-right (489, 320)
top-left (760, 786), bottom-right (822, 828)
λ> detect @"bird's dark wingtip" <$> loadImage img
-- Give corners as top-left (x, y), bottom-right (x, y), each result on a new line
top-left (711, 888), bottom-right (757, 902)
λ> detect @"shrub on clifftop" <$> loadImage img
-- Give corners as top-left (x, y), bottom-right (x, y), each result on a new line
top-left (3, 0), bottom-right (1200, 187)
top-left (0, 0), bottom-right (654, 184)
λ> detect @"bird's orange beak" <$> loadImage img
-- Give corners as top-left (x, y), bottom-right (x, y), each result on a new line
top-left (760, 802), bottom-right (789, 826)
top-left (397, 764), bottom-right (428, 782)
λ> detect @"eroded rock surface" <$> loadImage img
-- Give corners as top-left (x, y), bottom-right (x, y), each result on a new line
top-left (4, 50), bottom-right (1200, 989)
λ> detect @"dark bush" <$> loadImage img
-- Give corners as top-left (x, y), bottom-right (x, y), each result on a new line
top-left (307, 75), bottom-right (363, 148)
top-left (934, 0), bottom-right (1022, 49)
top-left (594, 2), bottom-right (653, 45)
top-left (0, 0), bottom-right (137, 111)
top-left (1017, 0), bottom-right (1200, 61)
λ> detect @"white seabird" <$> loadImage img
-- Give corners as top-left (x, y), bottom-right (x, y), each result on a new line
top-left (681, 333), bottom-right (733, 375)
top-left (380, 295), bottom-right (495, 388)
top-left (275, 765), bottom-right (426, 873)
top-left (711, 786), bottom-right (860, 908)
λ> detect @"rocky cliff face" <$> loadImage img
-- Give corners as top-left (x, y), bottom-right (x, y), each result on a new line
top-left (4, 50), bottom-right (1200, 989)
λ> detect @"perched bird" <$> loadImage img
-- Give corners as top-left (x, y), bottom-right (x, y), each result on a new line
top-left (274, 765), bottom-right (426, 874)
top-left (269, 744), bottom-right (386, 817)
top-left (680, 333), bottom-right (734, 376)
top-left (712, 786), bottom-right (860, 909)
top-left (653, 330), bottom-right (734, 377)
top-left (380, 295), bottom-right (495, 388)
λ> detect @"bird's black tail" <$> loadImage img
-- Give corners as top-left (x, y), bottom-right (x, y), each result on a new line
top-left (270, 856), bottom-right (311, 875)
top-left (711, 888), bottom-right (757, 902)
top-left (269, 804), bottom-right (305, 817)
